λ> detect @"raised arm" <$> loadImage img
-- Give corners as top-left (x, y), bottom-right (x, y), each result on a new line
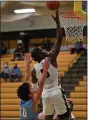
top-left (32, 59), bottom-right (49, 112)
top-left (24, 53), bottom-right (32, 83)
top-left (49, 9), bottom-right (62, 61)
top-left (31, 66), bottom-right (39, 91)
top-left (36, 59), bottom-right (50, 100)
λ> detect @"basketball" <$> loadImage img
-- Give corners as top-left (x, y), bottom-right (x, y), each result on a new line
top-left (46, 1), bottom-right (60, 10)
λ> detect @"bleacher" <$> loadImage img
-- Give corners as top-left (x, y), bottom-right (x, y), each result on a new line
top-left (69, 76), bottom-right (87, 118)
top-left (0, 51), bottom-right (87, 119)
top-left (1, 51), bottom-right (77, 82)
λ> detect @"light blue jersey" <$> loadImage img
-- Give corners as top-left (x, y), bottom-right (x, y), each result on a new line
top-left (20, 99), bottom-right (38, 120)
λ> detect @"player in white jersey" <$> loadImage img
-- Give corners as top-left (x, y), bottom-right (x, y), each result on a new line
top-left (31, 10), bottom-right (76, 120)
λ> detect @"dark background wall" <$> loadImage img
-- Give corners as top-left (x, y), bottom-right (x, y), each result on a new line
top-left (1, 26), bottom-right (87, 41)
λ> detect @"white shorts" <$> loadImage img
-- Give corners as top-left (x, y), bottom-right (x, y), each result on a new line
top-left (42, 86), bottom-right (67, 115)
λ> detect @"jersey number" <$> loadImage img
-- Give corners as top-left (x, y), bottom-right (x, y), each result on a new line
top-left (20, 107), bottom-right (27, 117)
top-left (40, 69), bottom-right (50, 78)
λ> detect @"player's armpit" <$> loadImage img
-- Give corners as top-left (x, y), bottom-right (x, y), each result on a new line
top-left (31, 68), bottom-right (38, 84)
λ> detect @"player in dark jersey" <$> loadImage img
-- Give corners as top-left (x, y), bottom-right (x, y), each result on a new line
top-left (31, 9), bottom-right (76, 120)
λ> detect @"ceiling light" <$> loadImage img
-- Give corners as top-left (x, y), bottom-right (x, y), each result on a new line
top-left (14, 8), bottom-right (36, 14)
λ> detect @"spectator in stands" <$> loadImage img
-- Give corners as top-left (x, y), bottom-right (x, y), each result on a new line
top-left (0, 41), bottom-right (7, 57)
top-left (10, 63), bottom-right (22, 82)
top-left (11, 40), bottom-right (24, 61)
top-left (70, 41), bottom-right (86, 55)
top-left (0, 62), bottom-right (10, 81)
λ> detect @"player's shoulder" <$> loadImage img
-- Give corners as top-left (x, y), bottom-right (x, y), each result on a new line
top-left (31, 63), bottom-right (39, 75)
top-left (20, 99), bottom-right (32, 107)
top-left (34, 62), bottom-right (40, 68)
top-left (41, 57), bottom-right (49, 63)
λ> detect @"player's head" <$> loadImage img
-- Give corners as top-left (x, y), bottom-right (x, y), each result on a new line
top-left (17, 82), bottom-right (34, 101)
top-left (31, 47), bottom-right (48, 62)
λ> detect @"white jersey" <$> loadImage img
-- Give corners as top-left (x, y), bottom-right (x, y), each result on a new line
top-left (34, 59), bottom-right (61, 90)
top-left (33, 60), bottom-right (68, 116)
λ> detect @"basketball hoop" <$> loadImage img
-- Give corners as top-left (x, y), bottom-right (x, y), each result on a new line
top-left (60, 11), bottom-right (86, 43)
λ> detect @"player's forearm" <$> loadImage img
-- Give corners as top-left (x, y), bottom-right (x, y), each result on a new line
top-left (37, 71), bottom-right (47, 100)
top-left (50, 15), bottom-right (63, 58)
top-left (54, 16), bottom-right (62, 52)
top-left (56, 12), bottom-right (62, 37)
top-left (39, 71), bottom-right (47, 87)
top-left (53, 35), bottom-right (62, 53)
top-left (25, 67), bottom-right (30, 82)
top-left (57, 22), bottom-right (62, 42)
top-left (25, 74), bottom-right (30, 82)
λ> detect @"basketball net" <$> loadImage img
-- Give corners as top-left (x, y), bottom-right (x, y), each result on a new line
top-left (60, 11), bottom-right (86, 43)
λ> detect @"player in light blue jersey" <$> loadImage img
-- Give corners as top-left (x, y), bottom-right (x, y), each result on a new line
top-left (17, 53), bottom-right (50, 120)
top-left (20, 99), bottom-right (38, 120)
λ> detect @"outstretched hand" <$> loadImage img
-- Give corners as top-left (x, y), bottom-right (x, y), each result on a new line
top-left (24, 53), bottom-right (32, 83)
top-left (52, 9), bottom-right (59, 25)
